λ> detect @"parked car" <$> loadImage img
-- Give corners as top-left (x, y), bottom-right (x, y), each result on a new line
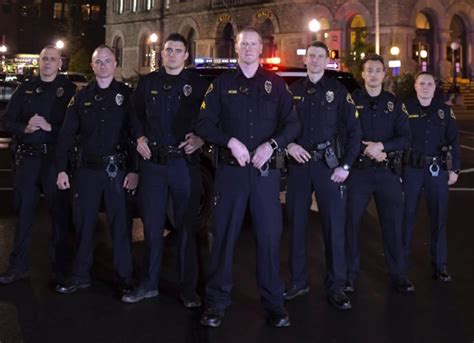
top-left (61, 72), bottom-right (89, 90)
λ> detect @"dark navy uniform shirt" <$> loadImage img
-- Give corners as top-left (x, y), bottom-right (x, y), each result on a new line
top-left (290, 75), bottom-right (361, 166)
top-left (196, 66), bottom-right (300, 151)
top-left (3, 75), bottom-right (76, 145)
top-left (352, 88), bottom-right (410, 153)
top-left (56, 80), bottom-right (133, 172)
top-left (131, 67), bottom-right (210, 145)
top-left (405, 97), bottom-right (461, 170)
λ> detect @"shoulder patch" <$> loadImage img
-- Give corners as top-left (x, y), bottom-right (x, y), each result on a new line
top-left (401, 103), bottom-right (409, 116)
top-left (205, 83), bottom-right (214, 97)
top-left (346, 93), bottom-right (355, 106)
top-left (450, 108), bottom-right (456, 119)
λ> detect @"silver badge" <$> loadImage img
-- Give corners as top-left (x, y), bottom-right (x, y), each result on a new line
top-left (438, 109), bottom-right (444, 120)
top-left (115, 93), bottom-right (124, 106)
top-left (183, 84), bottom-right (192, 97)
top-left (264, 80), bottom-right (272, 94)
top-left (56, 87), bottom-right (64, 98)
top-left (387, 101), bottom-right (394, 112)
top-left (326, 91), bottom-right (334, 103)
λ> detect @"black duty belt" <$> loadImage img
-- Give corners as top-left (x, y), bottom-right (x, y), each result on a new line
top-left (218, 147), bottom-right (284, 170)
top-left (82, 154), bottom-right (125, 178)
top-left (288, 149), bottom-right (324, 164)
top-left (17, 143), bottom-right (52, 157)
top-left (353, 155), bottom-right (390, 169)
top-left (149, 144), bottom-right (199, 165)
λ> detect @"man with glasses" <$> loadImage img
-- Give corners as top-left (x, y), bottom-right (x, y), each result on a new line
top-left (55, 45), bottom-right (137, 294)
top-left (197, 27), bottom-right (300, 327)
top-left (121, 33), bottom-right (209, 307)
top-left (345, 54), bottom-right (414, 294)
top-left (0, 45), bottom-right (76, 285)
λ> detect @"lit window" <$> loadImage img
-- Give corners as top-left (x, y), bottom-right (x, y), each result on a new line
top-left (53, 2), bottom-right (63, 19)
top-left (145, 0), bottom-right (153, 10)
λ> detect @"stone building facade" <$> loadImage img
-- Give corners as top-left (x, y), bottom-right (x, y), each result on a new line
top-left (105, 0), bottom-right (474, 81)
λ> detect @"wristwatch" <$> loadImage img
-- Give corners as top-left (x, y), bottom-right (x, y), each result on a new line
top-left (269, 138), bottom-right (279, 151)
top-left (342, 164), bottom-right (350, 171)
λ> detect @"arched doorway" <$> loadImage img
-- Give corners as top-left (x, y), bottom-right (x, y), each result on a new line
top-left (112, 36), bottom-right (123, 67)
top-left (260, 19), bottom-right (275, 58)
top-left (413, 12), bottom-right (435, 72)
top-left (186, 28), bottom-right (196, 65)
top-left (216, 22), bottom-right (235, 58)
top-left (348, 15), bottom-right (366, 51)
top-left (449, 15), bottom-right (468, 78)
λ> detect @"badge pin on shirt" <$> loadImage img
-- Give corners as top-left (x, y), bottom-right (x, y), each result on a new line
top-left (183, 84), bottom-right (192, 97)
top-left (56, 87), bottom-right (64, 98)
top-left (438, 109), bottom-right (444, 120)
top-left (264, 80), bottom-right (272, 94)
top-left (387, 101), bottom-right (394, 112)
top-left (326, 90), bottom-right (334, 103)
top-left (115, 93), bottom-right (124, 106)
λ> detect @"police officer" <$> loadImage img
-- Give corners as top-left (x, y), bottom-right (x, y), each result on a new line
top-left (55, 45), bottom-right (137, 294)
top-left (403, 71), bottom-right (460, 282)
top-left (121, 33), bottom-right (209, 307)
top-left (196, 27), bottom-right (300, 328)
top-left (284, 41), bottom-right (361, 310)
top-left (0, 45), bottom-right (76, 284)
top-left (345, 54), bottom-right (414, 294)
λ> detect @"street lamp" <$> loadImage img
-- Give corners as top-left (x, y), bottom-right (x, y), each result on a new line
top-left (0, 45), bottom-right (7, 73)
top-left (149, 33), bottom-right (158, 71)
top-left (390, 46), bottom-right (400, 76)
top-left (450, 41), bottom-right (460, 92)
top-left (55, 40), bottom-right (65, 50)
top-left (308, 19), bottom-right (321, 41)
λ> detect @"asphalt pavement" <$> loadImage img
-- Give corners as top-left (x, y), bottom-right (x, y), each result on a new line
top-left (0, 122), bottom-right (474, 343)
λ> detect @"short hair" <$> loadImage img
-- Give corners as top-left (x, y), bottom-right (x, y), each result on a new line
top-left (306, 41), bottom-right (329, 57)
top-left (92, 44), bottom-right (116, 59)
top-left (40, 45), bottom-right (61, 56)
top-left (415, 71), bottom-right (435, 81)
top-left (361, 53), bottom-right (385, 70)
top-left (236, 27), bottom-right (262, 43)
top-left (164, 33), bottom-right (188, 52)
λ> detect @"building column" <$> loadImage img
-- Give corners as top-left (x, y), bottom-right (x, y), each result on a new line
top-left (467, 30), bottom-right (474, 80)
top-left (439, 30), bottom-right (451, 80)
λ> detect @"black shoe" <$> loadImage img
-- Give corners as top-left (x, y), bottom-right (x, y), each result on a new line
top-left (56, 279), bottom-right (91, 294)
top-left (433, 268), bottom-right (452, 282)
top-left (343, 280), bottom-right (354, 294)
top-left (115, 280), bottom-right (133, 297)
top-left (394, 278), bottom-right (415, 293)
top-left (200, 306), bottom-right (224, 327)
top-left (327, 291), bottom-right (352, 310)
top-left (121, 286), bottom-right (159, 303)
top-left (267, 306), bottom-right (291, 327)
top-left (0, 270), bottom-right (29, 285)
top-left (180, 293), bottom-right (202, 308)
top-left (283, 284), bottom-right (309, 300)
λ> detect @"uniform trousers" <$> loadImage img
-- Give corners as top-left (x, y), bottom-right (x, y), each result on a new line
top-left (205, 165), bottom-right (284, 310)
